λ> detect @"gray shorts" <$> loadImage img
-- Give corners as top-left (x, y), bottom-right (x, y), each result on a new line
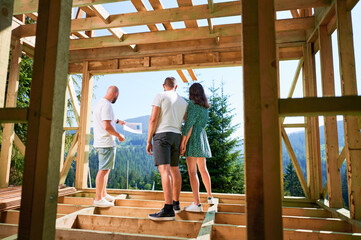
top-left (153, 132), bottom-right (182, 167)
top-left (96, 147), bottom-right (116, 170)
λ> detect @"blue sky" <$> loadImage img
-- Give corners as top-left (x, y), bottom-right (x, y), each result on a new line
top-left (74, 1), bottom-right (361, 139)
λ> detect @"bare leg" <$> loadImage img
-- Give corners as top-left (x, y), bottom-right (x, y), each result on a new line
top-left (186, 157), bottom-right (201, 205)
top-left (95, 169), bottom-right (110, 201)
top-left (197, 157), bottom-right (212, 198)
top-left (102, 170), bottom-right (110, 198)
top-left (170, 166), bottom-right (182, 202)
top-left (158, 164), bottom-right (173, 205)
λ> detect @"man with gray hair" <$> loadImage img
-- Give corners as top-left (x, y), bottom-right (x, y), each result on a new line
top-left (147, 77), bottom-right (188, 220)
top-left (93, 86), bottom-right (125, 207)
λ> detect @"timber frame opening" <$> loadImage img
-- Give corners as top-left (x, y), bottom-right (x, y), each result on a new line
top-left (0, 0), bottom-right (361, 239)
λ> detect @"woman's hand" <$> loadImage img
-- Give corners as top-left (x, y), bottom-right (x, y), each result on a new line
top-left (180, 142), bottom-right (186, 156)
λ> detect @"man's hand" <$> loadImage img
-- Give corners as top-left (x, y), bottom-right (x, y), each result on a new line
top-left (116, 119), bottom-right (126, 126)
top-left (146, 141), bottom-right (153, 155)
top-left (117, 133), bottom-right (125, 142)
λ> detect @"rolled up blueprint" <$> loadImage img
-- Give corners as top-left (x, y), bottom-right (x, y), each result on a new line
top-left (123, 122), bottom-right (142, 134)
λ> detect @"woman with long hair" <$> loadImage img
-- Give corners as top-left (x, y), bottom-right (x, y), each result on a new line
top-left (180, 83), bottom-right (214, 212)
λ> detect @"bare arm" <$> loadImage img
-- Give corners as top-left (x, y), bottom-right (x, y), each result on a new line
top-left (103, 120), bottom-right (125, 142)
top-left (146, 106), bottom-right (161, 155)
top-left (180, 126), bottom-right (193, 156)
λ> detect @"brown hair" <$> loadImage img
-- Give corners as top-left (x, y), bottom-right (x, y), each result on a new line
top-left (164, 77), bottom-right (176, 88)
top-left (189, 83), bottom-right (210, 109)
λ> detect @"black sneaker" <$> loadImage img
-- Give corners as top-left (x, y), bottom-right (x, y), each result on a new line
top-left (173, 202), bottom-right (181, 213)
top-left (148, 208), bottom-right (175, 221)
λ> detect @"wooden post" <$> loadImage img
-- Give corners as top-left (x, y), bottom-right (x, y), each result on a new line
top-left (319, 25), bottom-right (342, 208)
top-left (75, 61), bottom-right (93, 189)
top-left (336, 0), bottom-right (361, 220)
top-left (242, 0), bottom-right (283, 239)
top-left (60, 86), bottom-right (69, 173)
top-left (0, 0), bottom-right (14, 108)
top-left (18, 0), bottom-right (73, 239)
top-left (0, 40), bottom-right (22, 188)
top-left (303, 43), bottom-right (322, 202)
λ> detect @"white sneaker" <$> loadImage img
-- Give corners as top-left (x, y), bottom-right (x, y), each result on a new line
top-left (207, 197), bottom-right (216, 204)
top-left (104, 194), bottom-right (115, 202)
top-left (94, 198), bottom-right (114, 208)
top-left (184, 203), bottom-right (203, 212)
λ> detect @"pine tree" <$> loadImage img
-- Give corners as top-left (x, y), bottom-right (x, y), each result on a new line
top-left (284, 162), bottom-right (305, 197)
top-left (181, 82), bottom-right (244, 194)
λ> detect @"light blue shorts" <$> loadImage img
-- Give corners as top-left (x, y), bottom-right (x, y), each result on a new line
top-left (96, 147), bottom-right (116, 170)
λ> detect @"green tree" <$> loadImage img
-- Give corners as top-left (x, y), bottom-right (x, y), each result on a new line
top-left (181, 82), bottom-right (244, 194)
top-left (284, 162), bottom-right (305, 197)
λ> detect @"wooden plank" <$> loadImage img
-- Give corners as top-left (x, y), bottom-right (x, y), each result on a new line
top-left (0, 108), bottom-right (28, 123)
top-left (281, 128), bottom-right (310, 198)
top-left (336, 0), bottom-right (361, 220)
top-left (197, 198), bottom-right (218, 240)
top-left (279, 96), bottom-right (361, 117)
top-left (282, 123), bottom-right (307, 128)
top-left (212, 224), bottom-right (361, 240)
top-left (75, 214), bottom-right (202, 238)
top-left (319, 24), bottom-right (342, 208)
top-left (75, 61), bottom-right (93, 189)
top-left (0, 40), bottom-right (23, 188)
top-left (17, 0), bottom-right (73, 238)
top-left (242, 0), bottom-right (283, 239)
top-left (56, 207), bottom-right (94, 229)
top-left (0, 0), bottom-right (14, 109)
top-left (215, 212), bottom-right (351, 232)
top-left (317, 199), bottom-right (361, 233)
top-left (59, 132), bottom-right (79, 185)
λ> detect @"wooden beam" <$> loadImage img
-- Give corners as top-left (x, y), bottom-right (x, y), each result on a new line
top-left (287, 57), bottom-right (304, 98)
top-left (176, 70), bottom-right (188, 83)
top-left (59, 132), bottom-right (79, 185)
top-left (336, 0), bottom-right (361, 220)
top-left (0, 39), bottom-right (22, 188)
top-left (12, 0), bottom-right (331, 15)
top-left (75, 214), bottom-right (202, 238)
top-left (337, 146), bottom-right (346, 169)
top-left (0, 0), bottom-right (14, 108)
top-left (68, 24), bottom-right (241, 50)
top-left (75, 61), bottom-right (93, 189)
top-left (282, 123), bottom-right (307, 128)
top-left (319, 24), bottom-right (342, 208)
top-left (67, 76), bottom-right (81, 124)
top-left (187, 69), bottom-right (197, 81)
top-left (197, 198), bottom-right (218, 240)
top-left (279, 96), bottom-right (361, 116)
top-left (17, 0), bottom-right (72, 238)
top-left (17, 14), bottom-right (314, 38)
top-left (0, 108), bottom-right (28, 123)
top-left (303, 43), bottom-right (322, 202)
top-left (13, 134), bottom-right (25, 156)
top-left (281, 127), bottom-right (310, 198)
top-left (242, 0), bottom-right (283, 239)
top-left (131, 0), bottom-right (158, 31)
top-left (177, 0), bottom-right (198, 28)
top-left (56, 207), bottom-right (94, 229)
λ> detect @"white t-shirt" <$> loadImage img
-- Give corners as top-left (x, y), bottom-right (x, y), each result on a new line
top-left (152, 91), bottom-right (188, 134)
top-left (93, 98), bottom-right (116, 147)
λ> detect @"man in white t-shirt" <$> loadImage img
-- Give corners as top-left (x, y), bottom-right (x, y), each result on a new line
top-left (93, 86), bottom-right (125, 208)
top-left (146, 77), bottom-right (188, 221)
